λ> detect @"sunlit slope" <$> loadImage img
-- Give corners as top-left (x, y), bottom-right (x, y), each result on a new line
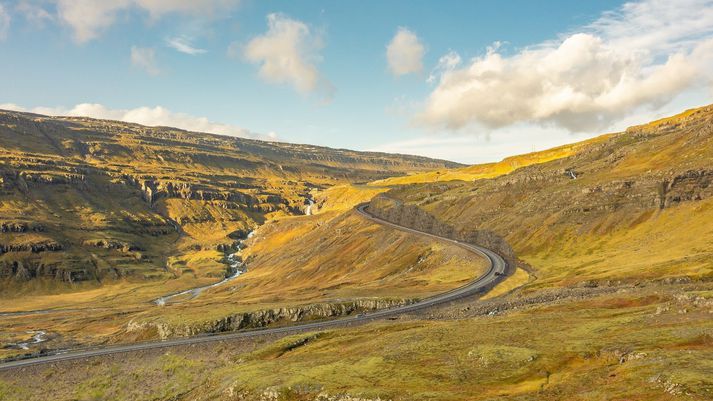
top-left (0, 207), bottom-right (487, 351)
top-left (310, 184), bottom-right (391, 213)
top-left (372, 134), bottom-right (612, 186)
top-left (238, 210), bottom-right (487, 300)
top-left (0, 110), bottom-right (459, 292)
top-left (373, 105), bottom-right (713, 287)
top-left (122, 209), bottom-right (488, 328)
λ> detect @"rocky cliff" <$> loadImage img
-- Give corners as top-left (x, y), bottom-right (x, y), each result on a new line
top-left (0, 110), bottom-right (460, 288)
top-left (368, 195), bottom-right (516, 266)
top-left (123, 298), bottom-right (412, 340)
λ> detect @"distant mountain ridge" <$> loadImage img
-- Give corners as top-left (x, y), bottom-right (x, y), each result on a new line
top-left (0, 110), bottom-right (460, 289)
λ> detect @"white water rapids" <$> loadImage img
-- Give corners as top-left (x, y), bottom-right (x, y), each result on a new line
top-left (305, 197), bottom-right (315, 216)
top-left (154, 231), bottom-right (254, 306)
top-left (5, 330), bottom-right (48, 350)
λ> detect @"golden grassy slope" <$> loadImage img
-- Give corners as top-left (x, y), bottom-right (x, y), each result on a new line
top-left (0, 207), bottom-right (487, 357)
top-left (222, 287), bottom-right (713, 400)
top-left (311, 184), bottom-right (390, 213)
top-left (0, 109), bottom-right (460, 294)
top-left (372, 134), bottom-right (612, 186)
top-left (114, 209), bottom-right (488, 328)
top-left (377, 105), bottom-right (713, 288)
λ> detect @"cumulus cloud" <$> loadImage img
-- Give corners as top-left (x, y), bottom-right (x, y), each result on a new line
top-left (166, 36), bottom-right (206, 55)
top-left (56, 0), bottom-right (128, 43)
top-left (0, 4), bottom-right (11, 40)
top-left (55, 0), bottom-right (240, 43)
top-left (131, 46), bottom-right (160, 75)
top-left (0, 102), bottom-right (276, 140)
top-left (427, 51), bottom-right (461, 84)
top-left (386, 27), bottom-right (425, 76)
top-left (419, 0), bottom-right (713, 133)
top-left (243, 13), bottom-right (332, 98)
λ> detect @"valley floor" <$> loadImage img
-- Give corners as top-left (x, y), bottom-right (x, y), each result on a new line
top-left (1, 279), bottom-right (711, 400)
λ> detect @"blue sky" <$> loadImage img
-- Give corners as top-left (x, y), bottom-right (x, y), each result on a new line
top-left (1, 0), bottom-right (712, 163)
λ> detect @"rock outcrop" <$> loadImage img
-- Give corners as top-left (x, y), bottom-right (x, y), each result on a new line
top-left (125, 298), bottom-right (412, 340)
top-left (0, 259), bottom-right (93, 282)
top-left (0, 110), bottom-right (458, 287)
top-left (368, 195), bottom-right (516, 265)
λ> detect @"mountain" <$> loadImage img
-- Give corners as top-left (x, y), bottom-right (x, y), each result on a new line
top-left (368, 105), bottom-right (713, 288)
top-left (0, 110), bottom-right (460, 291)
top-left (1, 106), bottom-right (712, 401)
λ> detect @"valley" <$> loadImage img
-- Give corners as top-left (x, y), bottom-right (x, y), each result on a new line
top-left (0, 110), bottom-right (478, 359)
top-left (4, 2), bottom-right (712, 399)
top-left (1, 105), bottom-right (712, 400)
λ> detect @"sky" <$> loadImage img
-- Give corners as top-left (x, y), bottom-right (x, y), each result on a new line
top-left (0, 0), bottom-right (712, 164)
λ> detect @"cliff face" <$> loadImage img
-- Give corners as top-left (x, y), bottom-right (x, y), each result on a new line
top-left (0, 110), bottom-right (460, 288)
top-left (123, 298), bottom-right (411, 340)
top-left (368, 196), bottom-right (516, 265)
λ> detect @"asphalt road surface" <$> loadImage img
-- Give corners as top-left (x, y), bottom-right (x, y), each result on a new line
top-left (0, 203), bottom-right (508, 370)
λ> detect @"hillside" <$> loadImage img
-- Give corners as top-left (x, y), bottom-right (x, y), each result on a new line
top-left (0, 110), bottom-right (460, 292)
top-left (1, 105), bottom-right (712, 400)
top-left (368, 105), bottom-right (713, 289)
top-left (372, 134), bottom-right (613, 186)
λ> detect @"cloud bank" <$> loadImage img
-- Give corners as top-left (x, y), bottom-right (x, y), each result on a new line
top-left (419, 0), bottom-right (713, 133)
top-left (243, 13), bottom-right (332, 98)
top-left (0, 103), bottom-right (276, 141)
top-left (387, 27), bottom-right (425, 76)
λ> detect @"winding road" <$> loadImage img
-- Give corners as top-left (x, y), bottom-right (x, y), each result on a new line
top-left (0, 203), bottom-right (508, 370)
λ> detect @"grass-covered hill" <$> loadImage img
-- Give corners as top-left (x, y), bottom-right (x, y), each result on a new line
top-left (3, 105), bottom-right (712, 400)
top-left (370, 105), bottom-right (713, 289)
top-left (0, 110), bottom-right (461, 292)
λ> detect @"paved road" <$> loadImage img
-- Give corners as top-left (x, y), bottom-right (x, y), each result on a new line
top-left (0, 203), bottom-right (508, 370)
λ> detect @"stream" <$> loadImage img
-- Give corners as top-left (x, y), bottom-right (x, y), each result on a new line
top-left (153, 194), bottom-right (313, 307)
top-left (305, 197), bottom-right (315, 215)
top-left (4, 330), bottom-right (48, 350)
top-left (153, 231), bottom-right (254, 306)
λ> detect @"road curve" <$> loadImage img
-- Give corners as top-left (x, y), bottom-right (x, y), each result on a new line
top-left (0, 203), bottom-right (508, 370)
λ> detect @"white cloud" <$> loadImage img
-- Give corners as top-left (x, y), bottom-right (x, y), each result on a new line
top-left (419, 0), bottom-right (713, 133)
top-left (243, 13), bottom-right (332, 98)
top-left (15, 1), bottom-right (53, 27)
top-left (56, 0), bottom-right (129, 43)
top-left (0, 4), bottom-right (11, 40)
top-left (166, 36), bottom-right (206, 55)
top-left (427, 51), bottom-right (461, 84)
top-left (134, 0), bottom-right (240, 19)
top-left (131, 46), bottom-right (160, 75)
top-left (590, 0), bottom-right (713, 54)
top-left (386, 27), bottom-right (425, 76)
top-left (0, 102), bottom-right (276, 140)
top-left (55, 0), bottom-right (240, 43)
